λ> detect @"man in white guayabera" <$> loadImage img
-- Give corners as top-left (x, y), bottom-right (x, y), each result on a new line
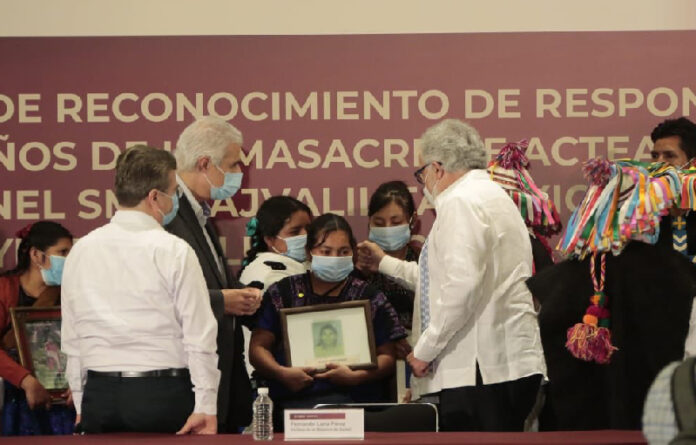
top-left (357, 119), bottom-right (546, 431)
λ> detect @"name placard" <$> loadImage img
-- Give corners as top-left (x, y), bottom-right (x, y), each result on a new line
top-left (284, 409), bottom-right (364, 440)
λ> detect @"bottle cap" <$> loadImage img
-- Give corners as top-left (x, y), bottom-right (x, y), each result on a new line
top-left (258, 387), bottom-right (269, 394)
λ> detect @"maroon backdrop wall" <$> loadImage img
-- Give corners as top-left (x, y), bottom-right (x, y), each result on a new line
top-left (2, 31), bottom-right (695, 271)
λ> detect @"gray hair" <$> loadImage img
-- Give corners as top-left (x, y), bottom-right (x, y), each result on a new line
top-left (420, 119), bottom-right (487, 171)
top-left (175, 116), bottom-right (243, 172)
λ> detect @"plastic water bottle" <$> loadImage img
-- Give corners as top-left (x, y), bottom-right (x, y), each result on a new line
top-left (252, 387), bottom-right (273, 440)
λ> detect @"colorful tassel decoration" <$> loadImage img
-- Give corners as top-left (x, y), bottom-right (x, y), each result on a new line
top-left (558, 159), bottom-right (681, 259)
top-left (559, 159), bottom-right (685, 365)
top-left (583, 158), bottom-right (614, 187)
top-left (566, 322), bottom-right (616, 364)
top-left (565, 253), bottom-right (618, 364)
top-left (488, 140), bottom-right (562, 237)
top-left (680, 166), bottom-right (696, 210)
top-left (495, 139), bottom-right (531, 170)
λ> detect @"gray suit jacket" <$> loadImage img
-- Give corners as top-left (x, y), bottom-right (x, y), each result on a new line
top-left (166, 194), bottom-right (252, 432)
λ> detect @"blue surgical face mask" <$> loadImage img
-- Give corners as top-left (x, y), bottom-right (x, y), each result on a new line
top-left (40, 255), bottom-right (66, 286)
top-left (158, 191), bottom-right (179, 226)
top-left (279, 234), bottom-right (307, 263)
top-left (207, 166), bottom-right (243, 200)
top-left (311, 255), bottom-right (354, 283)
top-left (368, 224), bottom-right (411, 252)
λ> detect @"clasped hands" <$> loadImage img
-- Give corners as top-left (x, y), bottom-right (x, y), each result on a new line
top-left (281, 363), bottom-right (366, 392)
top-left (222, 287), bottom-right (263, 316)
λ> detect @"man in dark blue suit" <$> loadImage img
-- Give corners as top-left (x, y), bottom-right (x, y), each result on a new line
top-left (166, 116), bottom-right (262, 433)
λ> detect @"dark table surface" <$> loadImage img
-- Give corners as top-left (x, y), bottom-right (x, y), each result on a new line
top-left (2, 430), bottom-right (647, 444)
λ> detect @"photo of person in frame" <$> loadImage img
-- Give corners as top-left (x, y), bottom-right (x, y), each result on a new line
top-left (26, 320), bottom-right (67, 390)
top-left (312, 321), bottom-right (345, 358)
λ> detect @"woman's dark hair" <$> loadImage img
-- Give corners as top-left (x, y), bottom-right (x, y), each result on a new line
top-left (3, 221), bottom-right (73, 276)
top-left (307, 213), bottom-right (357, 252)
top-left (368, 180), bottom-right (415, 220)
top-left (651, 117), bottom-right (696, 159)
top-left (240, 196), bottom-right (312, 270)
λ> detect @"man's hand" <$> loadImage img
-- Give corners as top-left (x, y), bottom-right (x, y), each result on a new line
top-left (406, 352), bottom-right (431, 378)
top-left (314, 363), bottom-right (364, 386)
top-left (20, 374), bottom-right (51, 410)
top-left (280, 366), bottom-right (315, 392)
top-left (222, 287), bottom-right (262, 316)
top-left (176, 413), bottom-right (217, 435)
top-left (356, 241), bottom-right (386, 273)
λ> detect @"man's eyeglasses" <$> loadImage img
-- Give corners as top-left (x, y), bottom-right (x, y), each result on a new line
top-left (414, 162), bottom-right (441, 185)
top-left (414, 165), bottom-right (428, 184)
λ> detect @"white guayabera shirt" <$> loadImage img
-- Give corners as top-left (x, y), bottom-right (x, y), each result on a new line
top-left (379, 169), bottom-right (547, 400)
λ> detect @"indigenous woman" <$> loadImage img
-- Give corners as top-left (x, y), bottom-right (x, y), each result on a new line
top-left (0, 221), bottom-right (74, 435)
top-left (250, 214), bottom-right (406, 431)
top-left (238, 196), bottom-right (312, 382)
top-left (356, 181), bottom-right (419, 358)
top-left (239, 196), bottom-right (312, 291)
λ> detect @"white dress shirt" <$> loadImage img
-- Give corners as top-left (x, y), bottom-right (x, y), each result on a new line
top-left (177, 174), bottom-right (225, 277)
top-left (61, 210), bottom-right (220, 415)
top-left (379, 169), bottom-right (546, 399)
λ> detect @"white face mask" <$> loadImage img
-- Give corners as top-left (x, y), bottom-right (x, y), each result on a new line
top-left (679, 158), bottom-right (694, 170)
top-left (422, 165), bottom-right (440, 206)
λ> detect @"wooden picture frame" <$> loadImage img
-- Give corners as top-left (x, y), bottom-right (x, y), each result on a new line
top-left (10, 306), bottom-right (68, 403)
top-left (280, 300), bottom-right (377, 371)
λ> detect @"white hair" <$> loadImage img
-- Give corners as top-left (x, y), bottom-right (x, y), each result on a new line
top-left (420, 119), bottom-right (487, 171)
top-left (174, 116), bottom-right (243, 172)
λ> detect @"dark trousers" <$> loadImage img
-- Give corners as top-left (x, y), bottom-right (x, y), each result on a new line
top-left (81, 373), bottom-right (194, 434)
top-left (439, 369), bottom-right (543, 432)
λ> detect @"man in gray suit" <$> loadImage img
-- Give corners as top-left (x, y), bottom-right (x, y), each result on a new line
top-left (166, 116), bottom-right (262, 433)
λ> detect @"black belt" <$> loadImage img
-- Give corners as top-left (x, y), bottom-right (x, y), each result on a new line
top-left (87, 368), bottom-right (189, 378)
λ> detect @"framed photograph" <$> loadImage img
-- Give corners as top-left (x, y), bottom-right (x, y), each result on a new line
top-left (10, 306), bottom-right (68, 402)
top-left (280, 300), bottom-right (377, 371)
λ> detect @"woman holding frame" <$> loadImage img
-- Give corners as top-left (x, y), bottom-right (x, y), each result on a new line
top-left (0, 221), bottom-right (74, 435)
top-left (249, 213), bottom-right (406, 431)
